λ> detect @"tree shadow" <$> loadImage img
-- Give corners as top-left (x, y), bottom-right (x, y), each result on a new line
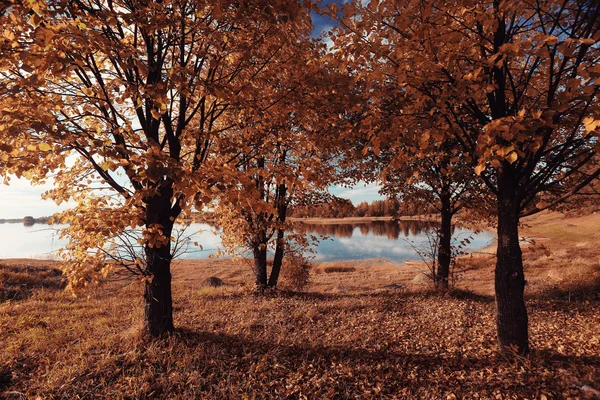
top-left (166, 327), bottom-right (595, 397)
top-left (526, 278), bottom-right (600, 303)
top-left (173, 327), bottom-right (498, 373)
top-left (446, 288), bottom-right (495, 303)
top-left (534, 348), bottom-right (600, 367)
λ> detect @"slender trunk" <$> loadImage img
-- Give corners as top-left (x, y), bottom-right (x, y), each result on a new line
top-left (268, 229), bottom-right (285, 287)
top-left (495, 168), bottom-right (529, 354)
top-left (251, 157), bottom-right (269, 290)
top-left (253, 243), bottom-right (268, 289)
top-left (143, 188), bottom-right (178, 337)
top-left (268, 182), bottom-right (287, 288)
top-left (436, 192), bottom-right (452, 289)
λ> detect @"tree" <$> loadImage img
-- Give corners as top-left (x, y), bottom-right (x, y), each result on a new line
top-left (212, 29), bottom-right (350, 290)
top-left (333, 0), bottom-right (600, 353)
top-left (356, 201), bottom-right (369, 216)
top-left (382, 198), bottom-right (400, 217)
top-left (2, 0), bottom-right (309, 336)
top-left (325, 43), bottom-right (486, 289)
top-left (218, 156), bottom-right (348, 289)
top-left (340, 75), bottom-right (486, 288)
top-left (380, 137), bottom-right (484, 289)
top-left (0, 2), bottom-right (47, 184)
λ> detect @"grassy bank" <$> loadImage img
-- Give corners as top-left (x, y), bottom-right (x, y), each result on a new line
top-left (1, 211), bottom-right (599, 399)
top-left (451, 211), bottom-right (600, 298)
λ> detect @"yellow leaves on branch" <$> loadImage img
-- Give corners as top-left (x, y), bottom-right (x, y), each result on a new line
top-left (142, 225), bottom-right (168, 249)
top-left (28, 13), bottom-right (43, 28)
top-left (583, 117), bottom-right (600, 136)
top-left (506, 152), bottom-right (518, 164)
top-left (474, 163), bottom-right (486, 176)
top-left (541, 35), bottom-right (559, 46)
top-left (499, 42), bottom-right (520, 55)
top-left (150, 109), bottom-right (162, 120)
top-left (2, 29), bottom-right (15, 42)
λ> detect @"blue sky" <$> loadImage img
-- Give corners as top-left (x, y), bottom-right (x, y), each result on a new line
top-left (312, 2), bottom-right (337, 36)
top-left (0, 2), bottom-right (383, 219)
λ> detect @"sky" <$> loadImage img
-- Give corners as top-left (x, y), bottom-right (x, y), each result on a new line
top-left (0, 177), bottom-right (69, 219)
top-left (0, 2), bottom-right (384, 219)
top-left (0, 177), bottom-right (383, 219)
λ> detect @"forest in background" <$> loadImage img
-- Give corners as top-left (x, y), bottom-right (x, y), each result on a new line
top-left (288, 198), bottom-right (434, 218)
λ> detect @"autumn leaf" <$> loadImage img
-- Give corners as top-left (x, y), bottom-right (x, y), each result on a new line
top-left (506, 152), bottom-right (518, 164)
top-left (150, 109), bottom-right (161, 120)
top-left (474, 163), bottom-right (486, 176)
top-left (28, 13), bottom-right (43, 28)
top-left (38, 143), bottom-right (52, 151)
top-left (583, 117), bottom-right (600, 135)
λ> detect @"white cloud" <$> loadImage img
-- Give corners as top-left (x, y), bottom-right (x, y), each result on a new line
top-left (0, 177), bottom-right (69, 219)
top-left (322, 36), bottom-right (335, 51)
top-left (331, 181), bottom-right (384, 204)
top-left (317, 22), bottom-right (335, 37)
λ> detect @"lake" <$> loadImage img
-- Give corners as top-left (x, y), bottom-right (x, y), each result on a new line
top-left (0, 220), bottom-right (494, 263)
top-left (294, 220), bottom-right (494, 262)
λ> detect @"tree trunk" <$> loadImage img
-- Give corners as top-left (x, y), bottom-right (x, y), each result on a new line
top-left (268, 182), bottom-right (287, 288)
top-left (436, 192), bottom-right (452, 289)
top-left (144, 242), bottom-right (174, 337)
top-left (495, 168), bottom-right (529, 354)
top-left (268, 229), bottom-right (285, 288)
top-left (253, 244), bottom-right (268, 289)
top-left (143, 188), bottom-right (178, 337)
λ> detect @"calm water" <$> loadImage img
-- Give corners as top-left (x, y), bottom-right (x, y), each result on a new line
top-left (0, 221), bottom-right (493, 263)
top-left (0, 223), bottom-right (222, 260)
top-left (295, 221), bottom-right (494, 262)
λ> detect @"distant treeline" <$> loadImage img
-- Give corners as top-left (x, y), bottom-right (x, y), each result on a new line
top-left (0, 216), bottom-right (51, 225)
top-left (288, 198), bottom-right (437, 219)
top-left (188, 211), bottom-right (218, 225)
top-left (295, 220), bottom-right (441, 239)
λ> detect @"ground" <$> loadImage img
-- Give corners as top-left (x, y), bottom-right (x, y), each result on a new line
top-left (0, 211), bottom-right (598, 399)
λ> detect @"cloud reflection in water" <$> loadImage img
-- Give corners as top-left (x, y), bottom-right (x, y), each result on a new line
top-left (295, 221), bottom-right (493, 263)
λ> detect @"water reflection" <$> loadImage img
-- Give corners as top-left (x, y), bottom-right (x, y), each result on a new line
top-left (295, 220), bottom-right (444, 240)
top-left (0, 220), bottom-right (493, 263)
top-left (293, 220), bottom-right (492, 262)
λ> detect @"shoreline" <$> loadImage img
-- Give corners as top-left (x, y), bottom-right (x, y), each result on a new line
top-left (5, 212), bottom-right (598, 281)
top-left (289, 214), bottom-right (438, 224)
top-left (3, 210), bottom-right (598, 297)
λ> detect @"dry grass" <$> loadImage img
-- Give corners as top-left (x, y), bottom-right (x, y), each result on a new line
top-left (323, 266), bottom-right (357, 273)
top-left (1, 212), bottom-right (599, 399)
top-left (0, 261), bottom-right (65, 302)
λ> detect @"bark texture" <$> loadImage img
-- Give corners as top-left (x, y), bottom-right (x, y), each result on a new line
top-left (143, 188), bottom-right (178, 337)
top-left (253, 244), bottom-right (268, 288)
top-left (267, 182), bottom-right (288, 288)
top-left (436, 191), bottom-right (452, 289)
top-left (268, 229), bottom-right (285, 288)
top-left (144, 244), bottom-right (174, 337)
top-left (495, 169), bottom-right (529, 354)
